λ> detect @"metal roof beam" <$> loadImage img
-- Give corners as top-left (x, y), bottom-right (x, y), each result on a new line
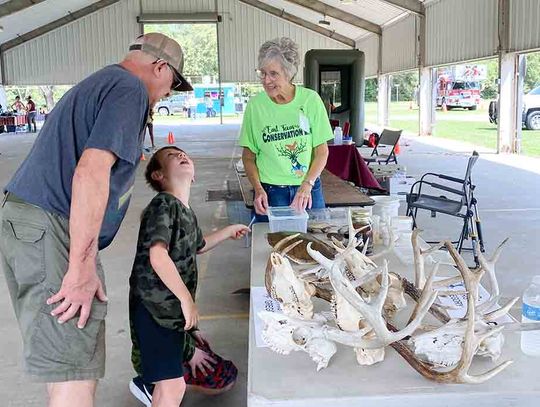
top-left (238, 0), bottom-right (355, 48)
top-left (0, 0), bottom-right (47, 19)
top-left (285, 0), bottom-right (381, 35)
top-left (378, 0), bottom-right (424, 16)
top-left (0, 0), bottom-right (121, 52)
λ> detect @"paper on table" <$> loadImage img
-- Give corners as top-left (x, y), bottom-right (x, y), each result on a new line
top-left (436, 279), bottom-right (514, 323)
top-left (251, 286), bottom-right (282, 347)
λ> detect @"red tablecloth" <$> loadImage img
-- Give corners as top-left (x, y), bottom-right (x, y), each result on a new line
top-left (0, 115), bottom-right (27, 126)
top-left (326, 144), bottom-right (383, 190)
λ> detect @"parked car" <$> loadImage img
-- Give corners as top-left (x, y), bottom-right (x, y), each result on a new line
top-left (523, 85), bottom-right (540, 130)
top-left (489, 85), bottom-right (540, 130)
top-left (155, 93), bottom-right (189, 115)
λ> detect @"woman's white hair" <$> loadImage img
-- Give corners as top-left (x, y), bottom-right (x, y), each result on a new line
top-left (258, 37), bottom-right (300, 82)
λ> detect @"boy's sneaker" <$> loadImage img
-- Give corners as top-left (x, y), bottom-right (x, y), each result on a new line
top-left (129, 376), bottom-right (153, 406)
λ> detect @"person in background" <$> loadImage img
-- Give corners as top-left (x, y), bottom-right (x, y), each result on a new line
top-left (39, 105), bottom-right (49, 122)
top-left (144, 107), bottom-right (156, 152)
top-left (239, 37), bottom-right (333, 220)
top-left (26, 95), bottom-right (37, 133)
top-left (11, 95), bottom-right (25, 113)
top-left (0, 104), bottom-right (4, 133)
top-left (189, 96), bottom-right (198, 119)
top-left (204, 94), bottom-right (215, 118)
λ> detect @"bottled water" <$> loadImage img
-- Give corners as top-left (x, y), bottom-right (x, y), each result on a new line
top-left (333, 126), bottom-right (343, 145)
top-left (521, 275), bottom-right (540, 356)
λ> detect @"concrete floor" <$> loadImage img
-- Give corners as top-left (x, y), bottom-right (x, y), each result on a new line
top-left (1, 124), bottom-right (539, 406)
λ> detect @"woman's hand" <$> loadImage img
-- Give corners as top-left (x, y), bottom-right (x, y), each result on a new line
top-left (254, 187), bottom-right (269, 215)
top-left (290, 182), bottom-right (312, 212)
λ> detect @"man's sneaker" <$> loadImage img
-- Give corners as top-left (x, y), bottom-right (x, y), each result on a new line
top-left (129, 376), bottom-right (153, 406)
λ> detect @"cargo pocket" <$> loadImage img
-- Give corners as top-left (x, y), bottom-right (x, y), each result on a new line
top-left (69, 301), bottom-right (108, 365)
top-left (2, 220), bottom-right (46, 285)
top-left (30, 294), bottom-right (108, 368)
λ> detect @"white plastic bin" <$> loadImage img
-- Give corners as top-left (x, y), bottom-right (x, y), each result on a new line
top-left (371, 196), bottom-right (401, 221)
top-left (267, 206), bottom-right (308, 233)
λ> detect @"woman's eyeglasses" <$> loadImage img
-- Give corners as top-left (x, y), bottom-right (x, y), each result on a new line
top-left (255, 69), bottom-right (281, 81)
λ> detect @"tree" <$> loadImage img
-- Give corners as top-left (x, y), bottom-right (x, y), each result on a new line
top-left (39, 86), bottom-right (55, 110)
top-left (390, 71), bottom-right (418, 102)
top-left (144, 24), bottom-right (218, 79)
top-left (365, 78), bottom-right (378, 102)
top-left (5, 85), bottom-right (71, 111)
top-left (524, 53), bottom-right (540, 92)
top-left (480, 59), bottom-right (498, 100)
top-left (480, 54), bottom-right (540, 100)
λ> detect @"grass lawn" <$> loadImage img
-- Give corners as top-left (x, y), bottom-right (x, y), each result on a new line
top-left (365, 102), bottom-right (540, 157)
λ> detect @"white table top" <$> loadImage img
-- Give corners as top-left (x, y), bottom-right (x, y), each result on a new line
top-left (247, 224), bottom-right (540, 407)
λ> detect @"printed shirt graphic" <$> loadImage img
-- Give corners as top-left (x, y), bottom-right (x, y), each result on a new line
top-left (239, 86), bottom-right (333, 186)
top-left (129, 192), bottom-right (206, 331)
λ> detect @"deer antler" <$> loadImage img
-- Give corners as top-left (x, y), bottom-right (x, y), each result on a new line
top-left (327, 259), bottom-right (438, 349)
top-left (402, 241), bottom-right (513, 384)
top-left (475, 238), bottom-right (508, 314)
top-left (412, 229), bottom-right (446, 289)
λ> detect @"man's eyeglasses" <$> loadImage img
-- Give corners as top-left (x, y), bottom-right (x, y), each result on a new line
top-left (153, 58), bottom-right (183, 91)
top-left (255, 69), bottom-right (280, 81)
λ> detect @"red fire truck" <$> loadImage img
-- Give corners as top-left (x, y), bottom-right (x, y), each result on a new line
top-left (436, 65), bottom-right (486, 110)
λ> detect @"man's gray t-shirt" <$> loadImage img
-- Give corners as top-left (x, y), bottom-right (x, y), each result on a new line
top-left (6, 64), bottom-right (149, 249)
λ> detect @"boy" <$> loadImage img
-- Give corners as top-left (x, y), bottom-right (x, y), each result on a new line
top-left (129, 146), bottom-right (250, 406)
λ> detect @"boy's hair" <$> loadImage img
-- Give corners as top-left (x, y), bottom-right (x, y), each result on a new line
top-left (144, 146), bottom-right (185, 192)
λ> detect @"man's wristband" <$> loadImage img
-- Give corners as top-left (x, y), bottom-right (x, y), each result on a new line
top-left (303, 179), bottom-right (315, 187)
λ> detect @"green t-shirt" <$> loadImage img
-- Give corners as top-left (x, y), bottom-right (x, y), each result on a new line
top-left (129, 192), bottom-right (206, 331)
top-left (239, 86), bottom-right (333, 186)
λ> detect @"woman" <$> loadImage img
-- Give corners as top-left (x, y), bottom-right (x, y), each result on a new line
top-left (239, 37), bottom-right (333, 219)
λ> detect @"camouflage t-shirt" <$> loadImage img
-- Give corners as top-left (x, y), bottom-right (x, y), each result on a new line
top-left (129, 192), bottom-right (206, 331)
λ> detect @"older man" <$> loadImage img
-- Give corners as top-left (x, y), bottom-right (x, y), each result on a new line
top-left (0, 33), bottom-right (192, 407)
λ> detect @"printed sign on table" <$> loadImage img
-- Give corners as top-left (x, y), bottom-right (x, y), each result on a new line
top-left (251, 286), bottom-right (282, 347)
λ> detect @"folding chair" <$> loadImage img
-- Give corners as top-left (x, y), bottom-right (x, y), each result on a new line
top-left (364, 129), bottom-right (402, 165)
top-left (405, 151), bottom-right (485, 265)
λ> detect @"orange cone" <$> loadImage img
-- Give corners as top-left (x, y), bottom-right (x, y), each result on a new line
top-left (394, 143), bottom-right (401, 155)
top-left (140, 152), bottom-right (146, 161)
top-left (168, 131), bottom-right (175, 144)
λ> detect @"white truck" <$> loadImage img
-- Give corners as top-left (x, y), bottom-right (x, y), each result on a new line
top-left (489, 85), bottom-right (540, 130)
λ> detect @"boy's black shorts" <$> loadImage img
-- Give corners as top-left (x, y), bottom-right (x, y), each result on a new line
top-left (132, 301), bottom-right (186, 383)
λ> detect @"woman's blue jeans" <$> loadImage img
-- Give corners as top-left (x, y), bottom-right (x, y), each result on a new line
top-left (254, 178), bottom-right (325, 222)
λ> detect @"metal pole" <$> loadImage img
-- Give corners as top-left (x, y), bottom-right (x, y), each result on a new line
top-left (515, 54), bottom-right (526, 154)
top-left (138, 0), bottom-right (144, 35)
top-left (215, 0), bottom-right (223, 125)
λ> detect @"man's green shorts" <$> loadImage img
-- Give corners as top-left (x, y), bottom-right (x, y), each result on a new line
top-left (0, 194), bottom-right (107, 382)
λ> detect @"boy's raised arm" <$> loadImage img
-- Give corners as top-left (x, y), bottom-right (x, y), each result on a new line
top-left (149, 241), bottom-right (199, 330)
top-left (198, 224), bottom-right (250, 254)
